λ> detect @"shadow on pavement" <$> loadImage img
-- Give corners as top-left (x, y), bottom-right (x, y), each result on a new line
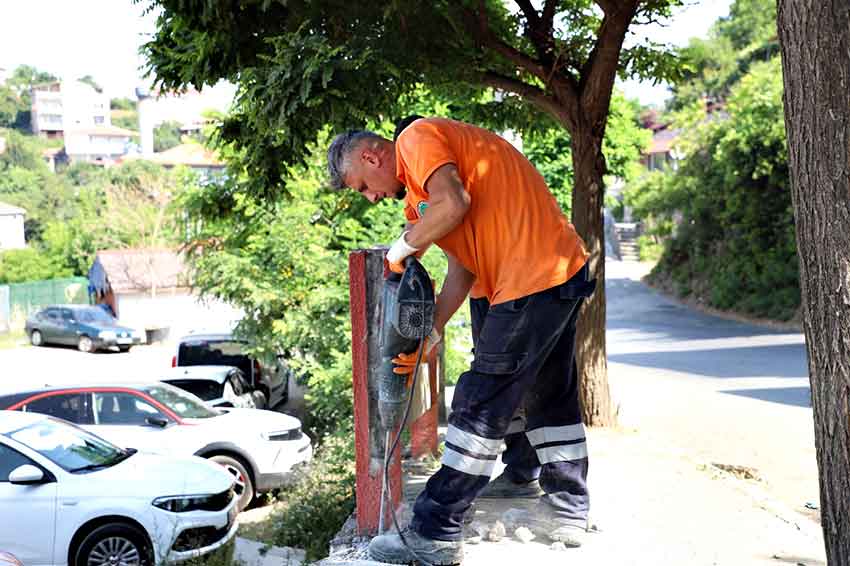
top-left (606, 276), bottom-right (797, 342)
top-left (720, 386), bottom-right (812, 408)
top-left (608, 343), bottom-right (808, 379)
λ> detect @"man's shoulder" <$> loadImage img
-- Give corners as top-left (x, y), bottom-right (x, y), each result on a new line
top-left (397, 117), bottom-right (461, 142)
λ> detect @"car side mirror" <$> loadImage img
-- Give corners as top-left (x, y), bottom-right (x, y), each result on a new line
top-left (8, 464), bottom-right (46, 485)
top-left (145, 416), bottom-right (169, 428)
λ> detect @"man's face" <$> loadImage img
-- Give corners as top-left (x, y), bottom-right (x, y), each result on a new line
top-left (345, 142), bottom-right (405, 204)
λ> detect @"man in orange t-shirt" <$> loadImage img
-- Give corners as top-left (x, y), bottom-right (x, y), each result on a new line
top-left (328, 118), bottom-right (596, 564)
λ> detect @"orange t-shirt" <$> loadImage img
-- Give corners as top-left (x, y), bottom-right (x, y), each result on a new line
top-left (395, 118), bottom-right (588, 305)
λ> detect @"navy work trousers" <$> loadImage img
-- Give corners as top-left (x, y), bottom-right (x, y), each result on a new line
top-left (411, 265), bottom-right (595, 541)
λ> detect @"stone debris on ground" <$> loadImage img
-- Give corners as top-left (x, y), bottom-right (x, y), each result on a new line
top-left (485, 520), bottom-right (506, 542)
top-left (514, 526), bottom-right (535, 543)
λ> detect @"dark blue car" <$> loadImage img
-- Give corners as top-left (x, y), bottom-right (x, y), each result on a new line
top-left (25, 305), bottom-right (144, 353)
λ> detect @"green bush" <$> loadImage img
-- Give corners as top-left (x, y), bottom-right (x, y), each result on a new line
top-left (267, 426), bottom-right (356, 563)
top-left (637, 235), bottom-right (664, 262)
top-left (636, 57), bottom-right (799, 321)
top-left (0, 248), bottom-right (73, 284)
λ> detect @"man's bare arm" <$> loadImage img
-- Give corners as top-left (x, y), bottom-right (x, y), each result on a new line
top-left (434, 253), bottom-right (476, 335)
top-left (404, 164), bottom-right (470, 250)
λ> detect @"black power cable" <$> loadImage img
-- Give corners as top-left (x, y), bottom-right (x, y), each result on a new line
top-left (381, 274), bottom-right (437, 566)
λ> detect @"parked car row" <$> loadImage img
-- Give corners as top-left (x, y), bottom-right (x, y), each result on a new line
top-left (1, 325), bottom-right (312, 564)
top-left (0, 381), bottom-right (312, 513)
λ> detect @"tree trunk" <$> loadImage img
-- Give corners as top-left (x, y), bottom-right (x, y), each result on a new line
top-left (777, 1), bottom-right (850, 563)
top-left (571, 132), bottom-right (616, 427)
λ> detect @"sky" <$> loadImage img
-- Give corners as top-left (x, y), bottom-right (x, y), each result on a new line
top-left (0, 0), bottom-right (731, 105)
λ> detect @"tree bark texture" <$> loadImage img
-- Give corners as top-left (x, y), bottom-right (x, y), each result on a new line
top-left (777, 2), bottom-right (850, 563)
top-left (572, 131), bottom-right (616, 426)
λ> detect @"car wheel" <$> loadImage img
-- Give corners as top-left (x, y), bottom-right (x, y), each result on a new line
top-left (78, 335), bottom-right (94, 353)
top-left (210, 454), bottom-right (254, 512)
top-left (30, 330), bottom-right (43, 347)
top-left (250, 389), bottom-right (267, 409)
top-left (74, 523), bottom-right (152, 566)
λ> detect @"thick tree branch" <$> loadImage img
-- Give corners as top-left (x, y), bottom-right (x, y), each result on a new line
top-left (514, 0), bottom-right (540, 27)
top-left (541, 0), bottom-right (557, 29)
top-left (580, 0), bottom-right (639, 124)
top-left (467, 2), bottom-right (580, 111)
top-left (595, 0), bottom-right (619, 15)
top-left (490, 37), bottom-right (550, 81)
top-left (481, 71), bottom-right (575, 129)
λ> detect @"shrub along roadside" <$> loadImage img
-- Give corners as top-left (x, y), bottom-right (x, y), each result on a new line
top-left (240, 425), bottom-right (356, 563)
top-left (626, 58), bottom-right (799, 321)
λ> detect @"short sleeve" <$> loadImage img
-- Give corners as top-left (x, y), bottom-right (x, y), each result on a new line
top-left (404, 203), bottom-right (419, 223)
top-left (396, 121), bottom-right (457, 193)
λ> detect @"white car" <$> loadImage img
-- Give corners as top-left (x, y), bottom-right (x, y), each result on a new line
top-left (0, 383), bottom-right (313, 511)
top-left (0, 412), bottom-right (238, 566)
top-left (160, 365), bottom-right (265, 409)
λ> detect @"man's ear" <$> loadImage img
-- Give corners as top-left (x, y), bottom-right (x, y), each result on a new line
top-left (361, 146), bottom-right (380, 168)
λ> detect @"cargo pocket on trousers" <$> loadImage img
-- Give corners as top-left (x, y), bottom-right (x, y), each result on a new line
top-left (473, 351), bottom-right (528, 375)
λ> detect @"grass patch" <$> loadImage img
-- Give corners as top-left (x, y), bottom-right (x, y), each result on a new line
top-left (0, 331), bottom-right (27, 350)
top-left (241, 426), bottom-right (356, 562)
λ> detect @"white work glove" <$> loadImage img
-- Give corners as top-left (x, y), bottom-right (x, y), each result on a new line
top-left (386, 231), bottom-right (419, 273)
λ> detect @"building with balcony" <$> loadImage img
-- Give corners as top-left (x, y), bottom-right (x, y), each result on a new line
top-left (30, 80), bottom-right (111, 138)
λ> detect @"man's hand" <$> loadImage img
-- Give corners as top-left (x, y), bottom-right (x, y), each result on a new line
top-left (386, 231), bottom-right (418, 270)
top-left (392, 328), bottom-right (442, 385)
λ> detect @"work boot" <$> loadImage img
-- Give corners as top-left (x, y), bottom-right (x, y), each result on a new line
top-left (478, 473), bottom-right (544, 499)
top-left (529, 501), bottom-right (588, 547)
top-left (368, 528), bottom-right (463, 565)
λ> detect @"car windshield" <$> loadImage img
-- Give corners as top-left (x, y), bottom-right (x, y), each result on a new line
top-left (6, 418), bottom-right (128, 473)
top-left (178, 339), bottom-right (252, 376)
top-left (76, 308), bottom-right (115, 324)
top-left (141, 385), bottom-right (221, 419)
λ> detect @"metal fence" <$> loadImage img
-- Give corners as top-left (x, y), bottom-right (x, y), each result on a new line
top-left (0, 277), bottom-right (90, 332)
top-left (0, 286), bottom-right (9, 333)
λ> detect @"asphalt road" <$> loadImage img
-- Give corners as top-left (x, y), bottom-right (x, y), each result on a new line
top-left (605, 260), bottom-right (819, 521)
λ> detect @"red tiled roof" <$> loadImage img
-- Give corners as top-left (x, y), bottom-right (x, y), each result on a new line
top-left (647, 129), bottom-right (679, 155)
top-left (94, 248), bottom-right (189, 293)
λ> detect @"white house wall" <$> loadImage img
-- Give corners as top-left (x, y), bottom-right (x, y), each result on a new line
top-left (115, 290), bottom-right (242, 338)
top-left (0, 214), bottom-right (26, 250)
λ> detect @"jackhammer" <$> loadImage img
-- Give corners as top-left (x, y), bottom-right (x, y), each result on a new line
top-left (376, 255), bottom-right (436, 563)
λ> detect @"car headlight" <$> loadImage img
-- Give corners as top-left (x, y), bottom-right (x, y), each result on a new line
top-left (152, 487), bottom-right (234, 512)
top-left (261, 427), bottom-right (303, 442)
top-left (98, 330), bottom-right (116, 340)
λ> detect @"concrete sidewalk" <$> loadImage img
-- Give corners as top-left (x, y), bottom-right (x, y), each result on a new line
top-left (321, 422), bottom-right (825, 566)
top-left (319, 260), bottom-right (826, 565)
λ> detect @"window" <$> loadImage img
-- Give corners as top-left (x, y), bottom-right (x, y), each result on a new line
top-left (178, 339), bottom-right (253, 376)
top-left (94, 116), bottom-right (105, 125)
top-left (94, 392), bottom-right (168, 425)
top-left (45, 309), bottom-right (61, 322)
top-left (23, 393), bottom-right (94, 425)
top-left (61, 309), bottom-right (74, 322)
top-left (0, 445), bottom-right (34, 482)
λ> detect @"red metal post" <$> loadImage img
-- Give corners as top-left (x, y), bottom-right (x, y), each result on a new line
top-left (349, 249), bottom-right (402, 533)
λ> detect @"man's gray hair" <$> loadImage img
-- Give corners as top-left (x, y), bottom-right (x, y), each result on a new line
top-left (327, 130), bottom-right (383, 190)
